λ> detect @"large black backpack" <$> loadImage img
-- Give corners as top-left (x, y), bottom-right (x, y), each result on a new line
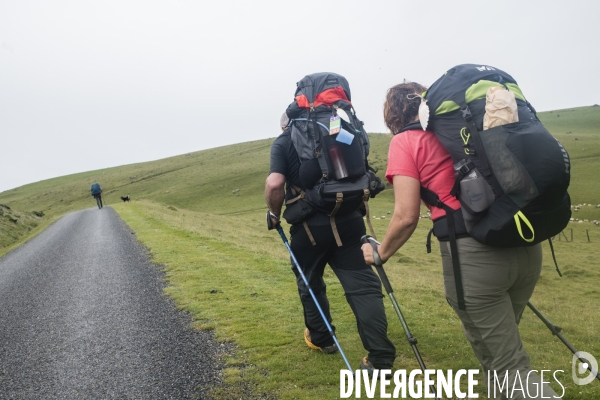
top-left (284, 72), bottom-right (383, 245)
top-left (415, 64), bottom-right (571, 309)
top-left (420, 64), bottom-right (571, 247)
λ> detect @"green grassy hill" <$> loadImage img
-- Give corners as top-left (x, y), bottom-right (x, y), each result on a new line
top-left (1, 107), bottom-right (596, 221)
top-left (0, 204), bottom-right (44, 249)
top-left (539, 105), bottom-right (600, 215)
top-left (1, 106), bottom-right (599, 399)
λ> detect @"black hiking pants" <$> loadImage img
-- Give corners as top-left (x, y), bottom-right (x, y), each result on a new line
top-left (289, 214), bottom-right (396, 369)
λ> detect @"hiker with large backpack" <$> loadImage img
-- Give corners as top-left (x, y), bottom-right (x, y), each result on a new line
top-left (362, 66), bottom-right (570, 398)
top-left (91, 182), bottom-right (103, 209)
top-left (265, 72), bottom-right (395, 373)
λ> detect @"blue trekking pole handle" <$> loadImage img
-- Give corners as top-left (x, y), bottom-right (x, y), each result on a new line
top-left (276, 225), bottom-right (353, 371)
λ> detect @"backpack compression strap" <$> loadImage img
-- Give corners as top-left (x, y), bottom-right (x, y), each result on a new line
top-left (547, 238), bottom-right (563, 277)
top-left (293, 116), bottom-right (331, 179)
top-left (420, 187), bottom-right (466, 310)
top-left (329, 193), bottom-right (344, 247)
top-left (286, 185), bottom-right (317, 246)
top-left (286, 185), bottom-right (306, 205)
top-left (303, 222), bottom-right (317, 246)
top-left (362, 189), bottom-right (377, 241)
top-left (309, 109), bottom-right (330, 179)
top-left (328, 188), bottom-right (375, 248)
top-left (459, 106), bottom-right (503, 196)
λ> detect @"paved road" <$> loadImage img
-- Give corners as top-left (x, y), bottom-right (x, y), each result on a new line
top-left (0, 207), bottom-right (220, 399)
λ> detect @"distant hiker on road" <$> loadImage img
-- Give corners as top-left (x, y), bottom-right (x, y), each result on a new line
top-left (265, 72), bottom-right (395, 373)
top-left (362, 80), bottom-right (559, 398)
top-left (91, 182), bottom-right (103, 209)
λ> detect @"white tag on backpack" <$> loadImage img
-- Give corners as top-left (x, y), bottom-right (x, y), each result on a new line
top-left (419, 99), bottom-right (430, 130)
top-left (336, 107), bottom-right (350, 123)
top-left (329, 116), bottom-right (341, 134)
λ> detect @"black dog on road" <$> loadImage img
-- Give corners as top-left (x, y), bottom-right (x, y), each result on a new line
top-left (120, 195), bottom-right (131, 202)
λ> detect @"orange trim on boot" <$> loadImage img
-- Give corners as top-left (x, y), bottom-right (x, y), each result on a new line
top-left (303, 328), bottom-right (338, 354)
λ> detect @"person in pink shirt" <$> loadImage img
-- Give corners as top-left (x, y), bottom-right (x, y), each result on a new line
top-left (362, 82), bottom-right (558, 399)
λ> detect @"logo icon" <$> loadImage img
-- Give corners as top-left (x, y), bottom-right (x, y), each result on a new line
top-left (572, 351), bottom-right (599, 385)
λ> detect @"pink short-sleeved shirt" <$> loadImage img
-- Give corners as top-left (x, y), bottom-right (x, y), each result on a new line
top-left (385, 129), bottom-right (460, 221)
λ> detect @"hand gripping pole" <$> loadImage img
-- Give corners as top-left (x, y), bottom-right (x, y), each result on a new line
top-left (362, 235), bottom-right (439, 399)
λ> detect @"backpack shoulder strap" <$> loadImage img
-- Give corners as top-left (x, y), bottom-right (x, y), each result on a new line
top-left (310, 110), bottom-right (330, 179)
top-left (285, 185), bottom-right (305, 205)
top-left (396, 121), bottom-right (424, 135)
top-left (420, 186), bottom-right (466, 310)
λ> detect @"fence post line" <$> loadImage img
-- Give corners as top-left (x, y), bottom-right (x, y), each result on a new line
top-left (587, 229), bottom-right (591, 242)
top-left (571, 229), bottom-right (573, 242)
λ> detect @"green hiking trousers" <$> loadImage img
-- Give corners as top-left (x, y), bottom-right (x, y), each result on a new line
top-left (441, 237), bottom-right (560, 399)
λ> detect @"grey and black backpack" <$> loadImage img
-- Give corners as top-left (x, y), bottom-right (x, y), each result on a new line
top-left (284, 72), bottom-right (384, 245)
top-left (411, 64), bottom-right (571, 309)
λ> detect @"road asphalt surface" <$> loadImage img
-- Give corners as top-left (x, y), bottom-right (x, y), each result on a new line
top-left (0, 207), bottom-right (221, 399)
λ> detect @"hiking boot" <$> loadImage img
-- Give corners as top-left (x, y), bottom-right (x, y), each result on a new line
top-left (360, 356), bottom-right (392, 380)
top-left (360, 356), bottom-right (375, 376)
top-left (304, 328), bottom-right (338, 354)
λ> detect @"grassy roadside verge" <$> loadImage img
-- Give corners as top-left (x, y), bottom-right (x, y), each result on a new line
top-left (0, 212), bottom-right (64, 259)
top-left (113, 200), bottom-right (361, 398)
top-left (113, 200), bottom-right (599, 399)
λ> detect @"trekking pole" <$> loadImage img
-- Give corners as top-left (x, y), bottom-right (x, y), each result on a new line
top-left (274, 224), bottom-right (353, 371)
top-left (362, 235), bottom-right (439, 399)
top-left (527, 302), bottom-right (600, 382)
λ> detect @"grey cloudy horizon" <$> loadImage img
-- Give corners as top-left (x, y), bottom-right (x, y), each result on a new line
top-left (1, 0), bottom-right (599, 193)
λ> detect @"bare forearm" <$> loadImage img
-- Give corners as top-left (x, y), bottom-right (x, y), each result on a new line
top-left (265, 173), bottom-right (286, 217)
top-left (378, 212), bottom-right (419, 262)
top-left (265, 186), bottom-right (284, 216)
top-left (377, 175), bottom-right (421, 262)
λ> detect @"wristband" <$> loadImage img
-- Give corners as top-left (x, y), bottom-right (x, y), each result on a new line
top-left (268, 211), bottom-right (280, 221)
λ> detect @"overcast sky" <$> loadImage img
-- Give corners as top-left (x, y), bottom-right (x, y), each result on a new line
top-left (1, 0), bottom-right (599, 193)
